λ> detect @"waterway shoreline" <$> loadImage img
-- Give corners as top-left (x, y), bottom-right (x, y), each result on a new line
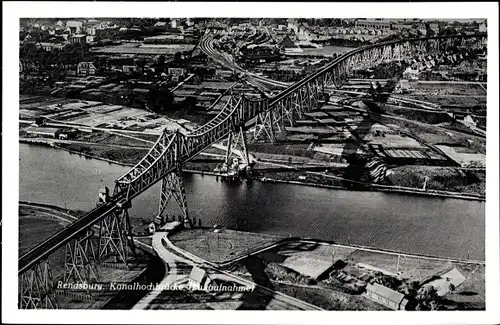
top-left (19, 201), bottom-right (485, 265)
top-left (19, 139), bottom-right (485, 202)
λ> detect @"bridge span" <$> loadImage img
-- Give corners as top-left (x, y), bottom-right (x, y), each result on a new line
top-left (18, 33), bottom-right (486, 309)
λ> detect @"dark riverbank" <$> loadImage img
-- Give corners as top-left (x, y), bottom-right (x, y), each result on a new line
top-left (20, 138), bottom-right (485, 202)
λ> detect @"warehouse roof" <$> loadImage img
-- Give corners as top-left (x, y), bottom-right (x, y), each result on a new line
top-left (366, 283), bottom-right (405, 303)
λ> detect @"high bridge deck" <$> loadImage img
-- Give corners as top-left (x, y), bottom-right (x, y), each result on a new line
top-left (269, 33), bottom-right (486, 106)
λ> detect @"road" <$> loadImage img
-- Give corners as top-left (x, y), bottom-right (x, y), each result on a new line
top-left (132, 226), bottom-right (321, 310)
top-left (132, 229), bottom-right (189, 309)
top-left (159, 229), bottom-right (323, 310)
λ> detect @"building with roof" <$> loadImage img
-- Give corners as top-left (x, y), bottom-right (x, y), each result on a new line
top-left (69, 34), bottom-right (86, 44)
top-left (77, 61), bottom-right (97, 76)
top-left (36, 42), bottom-right (66, 51)
top-left (154, 21), bottom-right (168, 28)
top-left (393, 24), bottom-right (413, 31)
top-left (278, 35), bottom-right (296, 49)
top-left (168, 67), bottom-right (186, 76)
top-left (429, 23), bottom-right (440, 35)
top-left (421, 267), bottom-right (466, 296)
top-left (479, 21), bottom-right (487, 33)
top-left (122, 65), bottom-right (138, 74)
top-left (188, 266), bottom-right (209, 290)
top-left (416, 23), bottom-right (427, 36)
top-left (66, 20), bottom-right (83, 29)
top-left (26, 127), bottom-right (62, 138)
top-left (355, 19), bottom-right (392, 30)
top-left (365, 283), bottom-right (408, 310)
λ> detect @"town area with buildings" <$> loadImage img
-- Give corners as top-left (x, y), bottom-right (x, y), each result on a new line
top-left (18, 17), bottom-right (487, 311)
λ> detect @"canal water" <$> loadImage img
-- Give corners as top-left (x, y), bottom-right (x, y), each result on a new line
top-left (19, 143), bottom-right (485, 260)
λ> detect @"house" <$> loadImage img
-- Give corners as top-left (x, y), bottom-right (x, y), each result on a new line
top-left (168, 67), bottom-right (186, 76)
top-left (479, 21), bottom-right (487, 33)
top-left (86, 27), bottom-right (97, 36)
top-left (215, 69), bottom-right (234, 79)
top-left (429, 23), bottom-right (440, 35)
top-left (154, 21), bottom-right (168, 28)
top-left (463, 115), bottom-right (477, 128)
top-left (403, 66), bottom-right (419, 80)
top-left (36, 42), bottom-right (65, 51)
top-left (422, 267), bottom-right (466, 296)
top-left (287, 19), bottom-right (298, 33)
top-left (278, 35), bottom-right (296, 49)
top-left (69, 34), bottom-right (86, 44)
top-left (122, 65), bottom-right (137, 74)
top-left (393, 24), bottom-right (413, 31)
top-left (58, 129), bottom-right (78, 140)
top-left (416, 24), bottom-right (427, 36)
top-left (365, 283), bottom-right (408, 310)
top-left (355, 19), bottom-right (392, 30)
top-left (66, 20), bottom-right (83, 29)
top-left (77, 61), bottom-right (97, 76)
top-left (188, 267), bottom-right (208, 290)
top-left (26, 127), bottom-right (62, 138)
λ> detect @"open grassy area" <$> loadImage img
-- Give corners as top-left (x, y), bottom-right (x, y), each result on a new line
top-left (94, 134), bottom-right (152, 148)
top-left (374, 114), bottom-right (486, 155)
top-left (442, 264), bottom-right (485, 310)
top-left (388, 166), bottom-right (485, 195)
top-left (59, 143), bottom-right (148, 165)
top-left (19, 211), bottom-right (69, 277)
top-left (169, 228), bottom-right (284, 264)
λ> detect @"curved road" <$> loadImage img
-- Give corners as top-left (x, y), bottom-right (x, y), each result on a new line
top-left (137, 227), bottom-right (322, 310)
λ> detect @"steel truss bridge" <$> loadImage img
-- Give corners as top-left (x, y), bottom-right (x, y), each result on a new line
top-left (18, 33), bottom-right (486, 308)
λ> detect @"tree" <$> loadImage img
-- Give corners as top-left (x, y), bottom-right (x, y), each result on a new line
top-left (449, 283), bottom-right (456, 292)
top-left (417, 286), bottom-right (440, 310)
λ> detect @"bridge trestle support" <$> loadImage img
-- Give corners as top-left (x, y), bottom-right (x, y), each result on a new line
top-left (158, 170), bottom-right (189, 224)
top-left (225, 126), bottom-right (250, 166)
top-left (98, 202), bottom-right (135, 267)
top-left (19, 259), bottom-right (58, 309)
top-left (63, 230), bottom-right (99, 290)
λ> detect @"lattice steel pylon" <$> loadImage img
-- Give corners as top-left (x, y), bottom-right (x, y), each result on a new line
top-left (158, 170), bottom-right (189, 222)
top-left (224, 126), bottom-right (250, 167)
top-left (19, 259), bottom-right (58, 309)
top-left (63, 230), bottom-right (99, 285)
top-left (98, 202), bottom-right (135, 266)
